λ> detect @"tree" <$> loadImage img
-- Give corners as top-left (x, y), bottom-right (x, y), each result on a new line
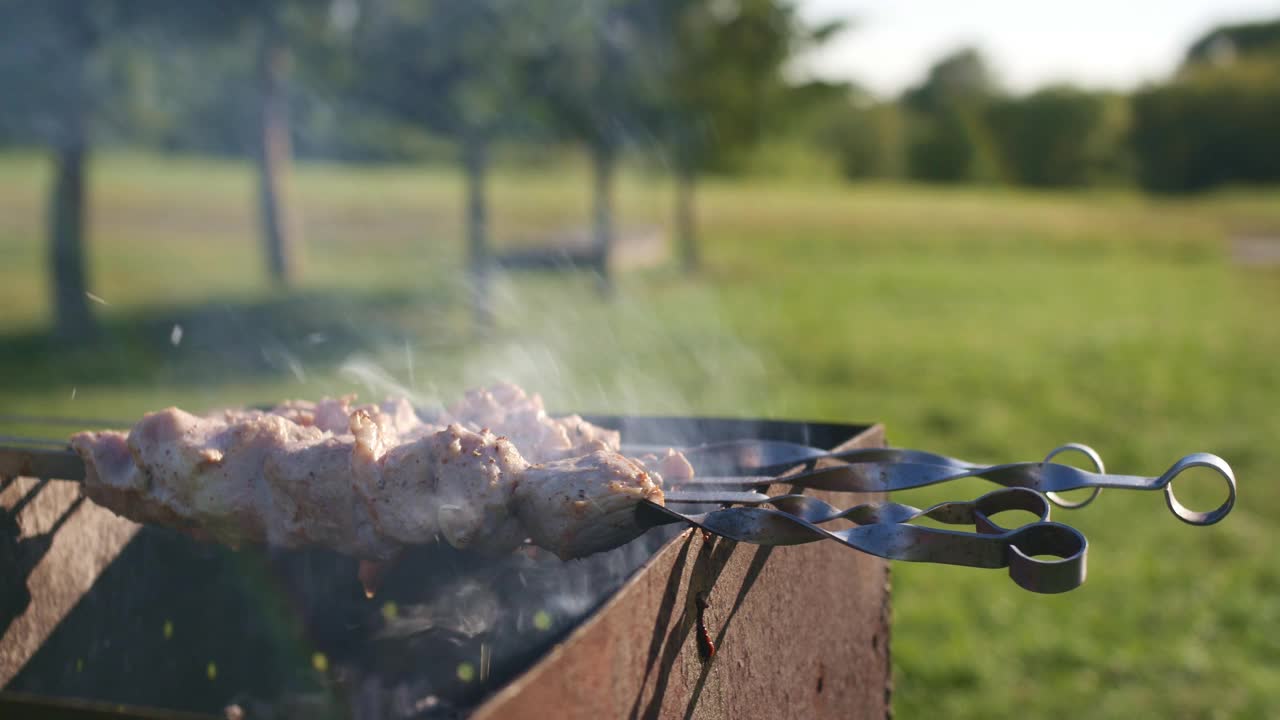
top-left (525, 1), bottom-right (665, 292)
top-left (352, 0), bottom-right (544, 324)
top-left (1131, 61), bottom-right (1280, 192)
top-left (985, 86), bottom-right (1109, 188)
top-left (1127, 18), bottom-right (1280, 193)
top-left (254, 2), bottom-right (301, 286)
top-left (0, 2), bottom-right (164, 337)
top-left (159, 1), bottom-right (341, 287)
top-left (904, 112), bottom-right (975, 182)
top-left (816, 90), bottom-right (906, 181)
top-left (1184, 18), bottom-right (1280, 68)
top-left (900, 48), bottom-right (999, 183)
top-left (901, 47), bottom-right (995, 115)
top-left (647, 0), bottom-right (840, 270)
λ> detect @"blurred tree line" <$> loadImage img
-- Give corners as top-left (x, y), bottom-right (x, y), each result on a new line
top-left (0, 4), bottom-right (1277, 336)
top-left (817, 18), bottom-right (1280, 192)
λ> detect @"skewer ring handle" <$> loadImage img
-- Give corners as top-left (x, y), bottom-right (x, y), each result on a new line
top-left (1162, 452), bottom-right (1236, 526)
top-left (1006, 522), bottom-right (1088, 594)
top-left (1043, 443), bottom-right (1105, 509)
top-left (970, 486), bottom-right (1052, 534)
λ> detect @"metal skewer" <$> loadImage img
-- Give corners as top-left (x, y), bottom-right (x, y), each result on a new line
top-left (629, 440), bottom-right (1108, 508)
top-left (0, 438), bottom-right (1236, 524)
top-left (0, 433), bottom-right (1232, 594)
top-left (640, 487), bottom-right (1086, 594)
top-left (685, 451), bottom-right (1236, 526)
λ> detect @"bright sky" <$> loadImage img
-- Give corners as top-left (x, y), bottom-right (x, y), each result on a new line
top-left (797, 0), bottom-right (1280, 97)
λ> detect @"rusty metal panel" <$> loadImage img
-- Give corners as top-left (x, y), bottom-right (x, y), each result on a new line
top-left (474, 424), bottom-right (891, 720)
top-left (1, 477), bottom-right (138, 687)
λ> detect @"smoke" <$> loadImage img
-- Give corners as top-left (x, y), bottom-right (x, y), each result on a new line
top-left (274, 266), bottom-right (772, 718)
top-left (446, 269), bottom-right (774, 422)
top-left (339, 355), bottom-right (428, 409)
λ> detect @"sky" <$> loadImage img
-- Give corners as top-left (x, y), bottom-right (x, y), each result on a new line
top-left (796, 0), bottom-right (1280, 97)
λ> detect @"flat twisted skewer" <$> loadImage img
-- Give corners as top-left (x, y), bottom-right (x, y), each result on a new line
top-left (639, 487), bottom-right (1087, 594)
top-left (686, 448), bottom-right (1236, 526)
top-left (669, 441), bottom-right (1108, 510)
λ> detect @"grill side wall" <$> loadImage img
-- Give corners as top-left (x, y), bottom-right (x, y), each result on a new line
top-left (474, 423), bottom-right (892, 720)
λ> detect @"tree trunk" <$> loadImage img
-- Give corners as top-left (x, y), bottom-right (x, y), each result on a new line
top-left (48, 38), bottom-right (95, 339)
top-left (675, 160), bottom-right (699, 272)
top-left (256, 7), bottom-right (300, 286)
top-left (590, 141), bottom-right (616, 295)
top-left (463, 134), bottom-right (492, 328)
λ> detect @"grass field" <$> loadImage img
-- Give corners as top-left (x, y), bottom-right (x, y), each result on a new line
top-left (2, 151), bottom-right (1278, 718)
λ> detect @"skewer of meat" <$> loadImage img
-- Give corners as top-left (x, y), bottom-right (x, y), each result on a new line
top-left (67, 385), bottom-right (692, 584)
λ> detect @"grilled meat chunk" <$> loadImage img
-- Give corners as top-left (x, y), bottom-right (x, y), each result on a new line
top-left (72, 407), bottom-right (400, 559)
top-left (69, 385), bottom-right (687, 563)
top-left (352, 416), bottom-right (529, 554)
top-left (514, 450), bottom-right (665, 560)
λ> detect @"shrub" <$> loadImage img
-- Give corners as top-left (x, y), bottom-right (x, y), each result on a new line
top-left (986, 87), bottom-right (1114, 188)
top-left (1131, 61), bottom-right (1280, 192)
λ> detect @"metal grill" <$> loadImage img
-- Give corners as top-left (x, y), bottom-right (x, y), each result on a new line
top-left (0, 412), bottom-right (1236, 719)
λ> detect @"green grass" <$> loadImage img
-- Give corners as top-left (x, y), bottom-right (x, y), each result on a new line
top-left (3, 151), bottom-right (1279, 718)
